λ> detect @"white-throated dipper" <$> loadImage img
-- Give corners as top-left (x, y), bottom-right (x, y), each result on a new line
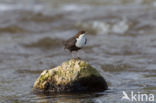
top-left (64, 30), bottom-right (87, 58)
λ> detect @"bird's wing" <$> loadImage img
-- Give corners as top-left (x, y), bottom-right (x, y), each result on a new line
top-left (64, 37), bottom-right (76, 48)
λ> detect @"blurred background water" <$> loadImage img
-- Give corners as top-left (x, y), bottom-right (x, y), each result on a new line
top-left (0, 0), bottom-right (156, 103)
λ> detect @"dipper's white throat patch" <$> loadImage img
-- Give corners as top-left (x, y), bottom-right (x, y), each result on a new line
top-left (76, 34), bottom-right (86, 48)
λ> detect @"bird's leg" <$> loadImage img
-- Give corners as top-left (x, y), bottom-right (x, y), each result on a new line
top-left (76, 51), bottom-right (81, 59)
top-left (71, 51), bottom-right (75, 59)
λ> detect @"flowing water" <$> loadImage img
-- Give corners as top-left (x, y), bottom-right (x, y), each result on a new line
top-left (0, 0), bottom-right (156, 103)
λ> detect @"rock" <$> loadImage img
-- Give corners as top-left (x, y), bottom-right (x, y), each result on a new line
top-left (33, 59), bottom-right (108, 93)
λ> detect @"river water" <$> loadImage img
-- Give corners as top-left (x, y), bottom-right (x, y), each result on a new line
top-left (0, 0), bottom-right (156, 103)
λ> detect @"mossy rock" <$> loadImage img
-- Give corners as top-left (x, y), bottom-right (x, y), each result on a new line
top-left (33, 59), bottom-right (108, 93)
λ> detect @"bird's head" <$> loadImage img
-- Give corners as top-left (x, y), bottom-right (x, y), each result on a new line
top-left (75, 30), bottom-right (86, 39)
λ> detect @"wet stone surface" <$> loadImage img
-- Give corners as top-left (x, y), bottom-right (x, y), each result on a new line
top-left (33, 59), bottom-right (108, 93)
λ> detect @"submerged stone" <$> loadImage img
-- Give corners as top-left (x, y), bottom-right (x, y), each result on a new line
top-left (33, 59), bottom-right (108, 93)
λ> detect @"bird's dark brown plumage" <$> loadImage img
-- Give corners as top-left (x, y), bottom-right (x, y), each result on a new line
top-left (74, 30), bottom-right (86, 38)
top-left (64, 30), bottom-right (86, 52)
top-left (64, 37), bottom-right (80, 52)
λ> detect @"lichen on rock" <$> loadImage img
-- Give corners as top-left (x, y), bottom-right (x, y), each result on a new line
top-left (33, 59), bottom-right (108, 93)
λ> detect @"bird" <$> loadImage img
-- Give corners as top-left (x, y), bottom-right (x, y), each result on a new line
top-left (64, 30), bottom-right (87, 58)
